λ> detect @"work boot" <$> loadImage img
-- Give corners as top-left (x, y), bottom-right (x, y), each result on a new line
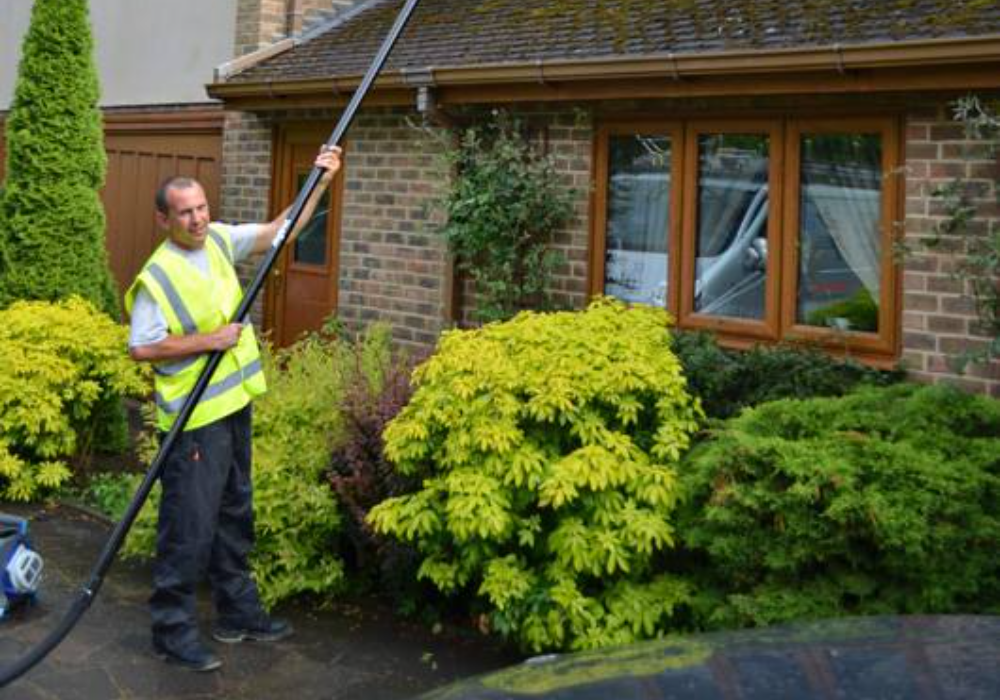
top-left (152, 637), bottom-right (222, 672)
top-left (212, 613), bottom-right (293, 644)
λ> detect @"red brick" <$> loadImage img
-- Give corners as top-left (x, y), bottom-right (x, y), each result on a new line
top-left (903, 332), bottom-right (937, 351)
top-left (969, 161), bottom-right (1000, 180)
top-left (929, 161), bottom-right (967, 179)
top-left (926, 315), bottom-right (966, 334)
top-left (901, 350), bottom-right (926, 370)
top-left (940, 143), bottom-right (989, 159)
top-left (927, 354), bottom-right (952, 373)
top-left (902, 273), bottom-right (926, 291)
top-left (939, 336), bottom-right (989, 355)
top-left (902, 312), bottom-right (926, 330)
top-left (905, 124), bottom-right (930, 142)
top-left (903, 293), bottom-right (939, 312)
top-left (941, 296), bottom-right (977, 315)
top-left (905, 198), bottom-right (927, 216)
top-left (929, 124), bottom-right (967, 141)
top-left (906, 142), bottom-right (937, 160)
top-left (926, 276), bottom-right (963, 294)
top-left (965, 361), bottom-right (1000, 381)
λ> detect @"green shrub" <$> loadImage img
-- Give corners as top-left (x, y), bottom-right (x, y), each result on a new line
top-left (677, 384), bottom-right (1000, 629)
top-left (0, 0), bottom-right (118, 317)
top-left (0, 298), bottom-right (148, 501)
top-left (328, 326), bottom-right (426, 607)
top-left (125, 331), bottom-right (350, 607)
top-left (671, 330), bottom-right (903, 419)
top-left (369, 299), bottom-right (702, 652)
top-left (432, 111), bottom-right (575, 323)
top-left (806, 288), bottom-right (879, 332)
top-left (71, 471), bottom-right (143, 521)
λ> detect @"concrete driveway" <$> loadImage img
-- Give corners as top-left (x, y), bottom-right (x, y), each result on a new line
top-left (0, 504), bottom-right (518, 700)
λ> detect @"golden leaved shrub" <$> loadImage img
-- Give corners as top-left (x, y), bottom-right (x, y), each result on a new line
top-left (0, 297), bottom-right (149, 500)
top-left (369, 299), bottom-right (703, 652)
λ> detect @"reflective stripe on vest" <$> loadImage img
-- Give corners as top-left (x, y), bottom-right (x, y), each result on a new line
top-left (153, 354), bottom-right (203, 377)
top-left (146, 263), bottom-right (198, 334)
top-left (208, 229), bottom-right (234, 266)
top-left (155, 358), bottom-right (263, 415)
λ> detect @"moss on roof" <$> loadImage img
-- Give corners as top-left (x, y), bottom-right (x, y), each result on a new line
top-left (229, 0), bottom-right (1000, 84)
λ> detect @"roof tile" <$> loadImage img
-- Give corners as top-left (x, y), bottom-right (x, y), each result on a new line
top-left (228, 0), bottom-right (1000, 84)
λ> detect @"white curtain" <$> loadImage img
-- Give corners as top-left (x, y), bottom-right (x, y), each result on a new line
top-left (808, 183), bottom-right (881, 295)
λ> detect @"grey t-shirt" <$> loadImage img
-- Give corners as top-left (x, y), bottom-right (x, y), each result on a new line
top-left (128, 223), bottom-right (260, 348)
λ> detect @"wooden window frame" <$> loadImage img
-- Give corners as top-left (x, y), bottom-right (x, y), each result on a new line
top-left (781, 116), bottom-right (902, 357)
top-left (589, 121), bottom-right (685, 318)
top-left (591, 114), bottom-right (902, 363)
top-left (288, 166), bottom-right (337, 274)
top-left (679, 119), bottom-right (785, 342)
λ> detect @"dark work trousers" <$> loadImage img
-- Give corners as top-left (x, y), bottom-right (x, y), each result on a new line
top-left (151, 404), bottom-right (263, 648)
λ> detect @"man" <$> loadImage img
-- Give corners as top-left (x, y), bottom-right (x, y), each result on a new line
top-left (125, 145), bottom-right (342, 672)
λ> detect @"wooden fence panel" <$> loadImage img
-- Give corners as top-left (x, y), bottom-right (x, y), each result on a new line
top-left (103, 111), bottom-right (223, 296)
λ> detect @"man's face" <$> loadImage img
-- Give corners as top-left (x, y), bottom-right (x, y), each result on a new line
top-left (157, 183), bottom-right (210, 250)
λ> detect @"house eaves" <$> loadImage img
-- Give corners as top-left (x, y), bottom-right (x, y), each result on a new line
top-left (207, 33), bottom-right (1000, 105)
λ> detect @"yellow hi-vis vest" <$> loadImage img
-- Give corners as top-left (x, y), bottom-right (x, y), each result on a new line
top-left (125, 225), bottom-right (267, 432)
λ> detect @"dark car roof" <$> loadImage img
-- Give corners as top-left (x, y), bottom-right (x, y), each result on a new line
top-left (416, 616), bottom-right (1000, 700)
top-left (227, 0), bottom-right (1000, 84)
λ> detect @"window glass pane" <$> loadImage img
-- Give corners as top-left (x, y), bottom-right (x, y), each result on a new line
top-left (694, 134), bottom-right (769, 320)
top-left (604, 134), bottom-right (671, 306)
top-left (293, 172), bottom-right (330, 266)
top-left (797, 133), bottom-right (881, 332)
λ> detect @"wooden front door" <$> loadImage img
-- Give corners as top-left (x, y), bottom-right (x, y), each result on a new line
top-left (267, 125), bottom-right (344, 346)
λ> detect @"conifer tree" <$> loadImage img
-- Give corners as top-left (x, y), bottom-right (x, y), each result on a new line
top-left (0, 0), bottom-right (118, 318)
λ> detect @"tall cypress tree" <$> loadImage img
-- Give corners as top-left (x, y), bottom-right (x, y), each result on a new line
top-left (0, 0), bottom-right (118, 318)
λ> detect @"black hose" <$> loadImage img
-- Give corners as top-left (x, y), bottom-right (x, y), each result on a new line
top-left (0, 0), bottom-right (422, 686)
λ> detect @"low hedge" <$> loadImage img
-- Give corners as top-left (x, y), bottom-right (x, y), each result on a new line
top-left (675, 383), bottom-right (1000, 629)
top-left (670, 330), bottom-right (904, 419)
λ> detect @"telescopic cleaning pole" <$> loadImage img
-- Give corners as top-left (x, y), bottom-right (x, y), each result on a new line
top-left (0, 0), bottom-right (422, 687)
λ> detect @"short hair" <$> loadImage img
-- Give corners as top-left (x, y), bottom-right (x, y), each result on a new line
top-left (155, 176), bottom-right (201, 215)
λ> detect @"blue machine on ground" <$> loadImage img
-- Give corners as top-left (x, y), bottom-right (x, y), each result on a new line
top-left (0, 515), bottom-right (43, 619)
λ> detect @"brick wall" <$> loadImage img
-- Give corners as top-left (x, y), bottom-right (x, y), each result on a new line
top-left (902, 99), bottom-right (1000, 396)
top-left (525, 107), bottom-right (593, 313)
top-left (234, 0), bottom-right (287, 56)
top-left (336, 108), bottom-right (451, 348)
top-left (220, 110), bottom-right (275, 326)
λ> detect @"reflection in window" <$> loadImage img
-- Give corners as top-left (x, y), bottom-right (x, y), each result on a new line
top-left (604, 135), bottom-right (671, 306)
top-left (797, 134), bottom-right (881, 332)
top-left (293, 172), bottom-right (330, 266)
top-left (694, 134), bottom-right (769, 320)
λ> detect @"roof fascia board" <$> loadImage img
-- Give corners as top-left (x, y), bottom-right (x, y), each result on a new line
top-left (208, 34), bottom-right (1000, 99)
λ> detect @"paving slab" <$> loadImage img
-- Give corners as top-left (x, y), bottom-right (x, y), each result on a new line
top-left (0, 504), bottom-right (519, 700)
